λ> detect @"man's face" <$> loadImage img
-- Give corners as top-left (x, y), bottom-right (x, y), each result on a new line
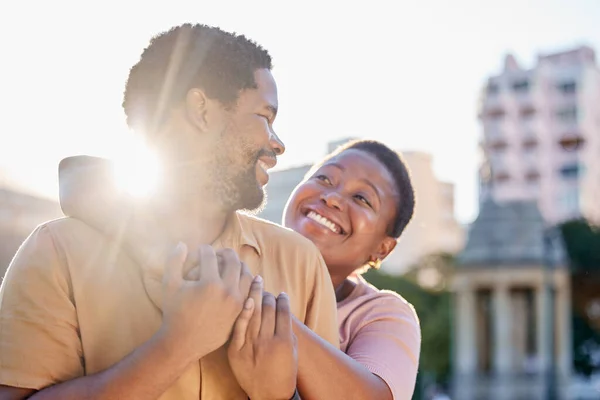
top-left (205, 69), bottom-right (284, 212)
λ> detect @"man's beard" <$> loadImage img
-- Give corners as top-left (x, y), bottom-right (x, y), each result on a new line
top-left (223, 158), bottom-right (266, 214)
top-left (210, 137), bottom-right (272, 214)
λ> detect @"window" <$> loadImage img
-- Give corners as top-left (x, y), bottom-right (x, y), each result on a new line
top-left (486, 108), bottom-right (505, 119)
top-left (512, 80), bottom-right (530, 92)
top-left (523, 136), bottom-right (538, 150)
top-left (487, 83), bottom-right (500, 95)
top-left (489, 138), bottom-right (508, 151)
top-left (525, 171), bottom-right (540, 187)
top-left (560, 164), bottom-right (580, 178)
top-left (558, 81), bottom-right (576, 94)
top-left (559, 135), bottom-right (585, 151)
top-left (556, 107), bottom-right (578, 122)
top-left (494, 171), bottom-right (510, 183)
top-left (520, 106), bottom-right (536, 119)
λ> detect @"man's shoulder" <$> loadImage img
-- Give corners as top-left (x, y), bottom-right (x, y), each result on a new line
top-left (6, 217), bottom-right (110, 279)
top-left (39, 216), bottom-right (105, 238)
top-left (237, 212), bottom-right (320, 255)
top-left (26, 217), bottom-right (111, 254)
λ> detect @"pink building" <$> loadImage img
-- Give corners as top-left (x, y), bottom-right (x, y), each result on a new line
top-left (479, 46), bottom-right (600, 224)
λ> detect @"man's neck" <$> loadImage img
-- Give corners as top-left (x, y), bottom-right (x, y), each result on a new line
top-left (150, 195), bottom-right (231, 249)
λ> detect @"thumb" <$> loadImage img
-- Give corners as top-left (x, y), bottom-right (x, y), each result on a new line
top-left (163, 242), bottom-right (187, 289)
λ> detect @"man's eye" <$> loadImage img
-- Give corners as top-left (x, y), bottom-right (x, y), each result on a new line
top-left (315, 175), bottom-right (332, 185)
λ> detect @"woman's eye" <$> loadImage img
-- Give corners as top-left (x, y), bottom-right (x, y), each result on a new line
top-left (355, 194), bottom-right (372, 208)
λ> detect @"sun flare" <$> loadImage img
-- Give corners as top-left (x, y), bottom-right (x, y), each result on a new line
top-left (111, 137), bottom-right (161, 198)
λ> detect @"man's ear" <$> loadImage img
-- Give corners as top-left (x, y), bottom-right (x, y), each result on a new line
top-left (185, 89), bottom-right (210, 132)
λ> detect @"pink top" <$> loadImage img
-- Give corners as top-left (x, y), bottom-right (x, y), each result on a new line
top-left (337, 274), bottom-right (421, 400)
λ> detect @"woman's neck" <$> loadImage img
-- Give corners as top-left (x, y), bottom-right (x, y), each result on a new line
top-left (334, 278), bottom-right (357, 302)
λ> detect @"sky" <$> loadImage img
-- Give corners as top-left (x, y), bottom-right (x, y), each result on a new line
top-left (0, 0), bottom-right (598, 224)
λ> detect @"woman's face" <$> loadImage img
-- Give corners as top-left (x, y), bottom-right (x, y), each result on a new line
top-left (284, 149), bottom-right (399, 277)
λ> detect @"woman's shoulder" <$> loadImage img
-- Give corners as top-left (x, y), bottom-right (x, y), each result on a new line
top-left (339, 275), bottom-right (420, 328)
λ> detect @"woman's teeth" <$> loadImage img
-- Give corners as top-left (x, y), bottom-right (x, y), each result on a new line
top-left (307, 211), bottom-right (340, 233)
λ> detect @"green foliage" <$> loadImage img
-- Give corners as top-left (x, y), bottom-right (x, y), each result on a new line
top-left (572, 313), bottom-right (600, 377)
top-left (560, 219), bottom-right (600, 271)
top-left (559, 219), bottom-right (600, 376)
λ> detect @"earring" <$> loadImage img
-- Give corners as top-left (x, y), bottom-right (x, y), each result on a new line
top-left (368, 259), bottom-right (382, 270)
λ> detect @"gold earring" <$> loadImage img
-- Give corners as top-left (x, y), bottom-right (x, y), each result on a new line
top-left (368, 259), bottom-right (382, 270)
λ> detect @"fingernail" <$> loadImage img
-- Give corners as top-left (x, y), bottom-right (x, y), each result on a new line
top-left (279, 292), bottom-right (288, 297)
top-left (254, 275), bottom-right (263, 283)
top-left (244, 298), bottom-right (254, 309)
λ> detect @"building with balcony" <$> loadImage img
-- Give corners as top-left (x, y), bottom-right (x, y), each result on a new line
top-left (479, 46), bottom-right (600, 224)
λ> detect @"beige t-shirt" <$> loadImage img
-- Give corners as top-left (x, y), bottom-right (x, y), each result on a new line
top-left (337, 274), bottom-right (421, 400)
top-left (0, 212), bottom-right (338, 399)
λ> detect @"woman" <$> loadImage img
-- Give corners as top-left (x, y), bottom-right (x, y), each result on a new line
top-left (235, 139), bottom-right (421, 400)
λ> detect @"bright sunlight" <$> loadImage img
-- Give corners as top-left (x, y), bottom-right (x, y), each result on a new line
top-left (111, 134), bottom-right (161, 198)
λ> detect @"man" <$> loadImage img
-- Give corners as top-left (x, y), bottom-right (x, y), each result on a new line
top-left (0, 24), bottom-right (338, 400)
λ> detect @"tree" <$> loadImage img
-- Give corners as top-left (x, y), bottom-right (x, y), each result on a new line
top-left (560, 219), bottom-right (600, 271)
top-left (559, 219), bottom-right (600, 376)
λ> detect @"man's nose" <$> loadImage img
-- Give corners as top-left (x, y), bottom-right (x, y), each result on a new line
top-left (270, 132), bottom-right (285, 156)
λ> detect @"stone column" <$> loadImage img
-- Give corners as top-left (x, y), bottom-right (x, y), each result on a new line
top-left (555, 280), bottom-right (573, 379)
top-left (454, 287), bottom-right (478, 375)
top-left (493, 283), bottom-right (512, 375)
top-left (536, 284), bottom-right (550, 374)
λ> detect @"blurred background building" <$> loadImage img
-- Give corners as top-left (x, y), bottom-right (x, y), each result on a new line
top-left (479, 46), bottom-right (600, 224)
top-left (452, 200), bottom-right (571, 399)
top-left (455, 45), bottom-right (600, 399)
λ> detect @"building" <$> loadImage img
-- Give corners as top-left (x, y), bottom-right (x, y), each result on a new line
top-left (451, 200), bottom-right (572, 400)
top-left (0, 188), bottom-right (62, 279)
top-left (258, 139), bottom-right (465, 275)
top-left (479, 46), bottom-right (600, 224)
top-left (384, 151), bottom-right (464, 274)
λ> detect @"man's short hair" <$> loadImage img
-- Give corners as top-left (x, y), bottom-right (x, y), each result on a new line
top-left (123, 23), bottom-right (272, 134)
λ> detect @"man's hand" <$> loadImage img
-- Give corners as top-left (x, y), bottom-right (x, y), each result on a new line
top-left (228, 276), bottom-right (298, 400)
top-left (159, 243), bottom-right (254, 362)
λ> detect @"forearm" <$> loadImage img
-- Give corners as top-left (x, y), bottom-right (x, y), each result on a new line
top-left (29, 328), bottom-right (195, 400)
top-left (293, 317), bottom-right (392, 400)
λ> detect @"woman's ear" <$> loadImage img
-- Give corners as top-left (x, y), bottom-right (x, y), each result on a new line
top-left (371, 236), bottom-right (397, 262)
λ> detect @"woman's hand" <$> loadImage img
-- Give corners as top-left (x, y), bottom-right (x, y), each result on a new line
top-left (227, 276), bottom-right (298, 400)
